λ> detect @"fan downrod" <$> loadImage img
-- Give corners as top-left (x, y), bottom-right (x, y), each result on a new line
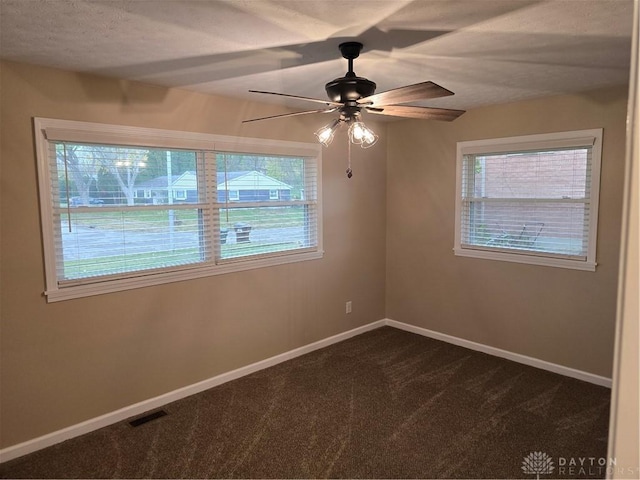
top-left (339, 42), bottom-right (362, 75)
top-left (325, 41), bottom-right (376, 108)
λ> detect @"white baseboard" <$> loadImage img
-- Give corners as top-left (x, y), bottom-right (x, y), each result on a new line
top-left (0, 320), bottom-right (385, 463)
top-left (1, 318), bottom-right (611, 463)
top-left (384, 318), bottom-right (612, 388)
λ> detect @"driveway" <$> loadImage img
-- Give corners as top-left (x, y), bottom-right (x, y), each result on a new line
top-left (61, 225), bottom-right (304, 260)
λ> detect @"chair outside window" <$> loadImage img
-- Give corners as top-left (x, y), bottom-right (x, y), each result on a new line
top-left (488, 222), bottom-right (545, 250)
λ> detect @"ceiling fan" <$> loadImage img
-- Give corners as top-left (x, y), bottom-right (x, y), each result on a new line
top-left (243, 41), bottom-right (465, 151)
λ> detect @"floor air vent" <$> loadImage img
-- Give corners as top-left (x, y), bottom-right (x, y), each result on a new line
top-left (129, 410), bottom-right (168, 427)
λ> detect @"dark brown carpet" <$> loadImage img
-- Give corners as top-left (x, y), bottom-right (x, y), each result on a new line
top-left (0, 326), bottom-right (611, 479)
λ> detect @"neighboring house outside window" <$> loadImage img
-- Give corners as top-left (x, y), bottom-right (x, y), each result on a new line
top-left (454, 129), bottom-right (602, 271)
top-left (134, 189), bottom-right (144, 199)
top-left (34, 118), bottom-right (323, 301)
top-left (216, 172), bottom-right (291, 202)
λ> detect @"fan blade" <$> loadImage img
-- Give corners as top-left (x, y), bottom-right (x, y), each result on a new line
top-left (365, 105), bottom-right (465, 121)
top-left (249, 90), bottom-right (342, 107)
top-left (243, 108), bottom-right (337, 123)
top-left (358, 81), bottom-right (454, 106)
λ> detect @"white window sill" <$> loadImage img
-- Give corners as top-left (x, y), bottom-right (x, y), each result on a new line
top-left (453, 247), bottom-right (596, 271)
top-left (44, 250), bottom-right (324, 302)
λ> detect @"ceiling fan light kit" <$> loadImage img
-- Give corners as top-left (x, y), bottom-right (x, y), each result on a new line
top-left (244, 41), bottom-right (465, 177)
top-left (348, 121), bottom-right (378, 148)
top-left (314, 119), bottom-right (342, 147)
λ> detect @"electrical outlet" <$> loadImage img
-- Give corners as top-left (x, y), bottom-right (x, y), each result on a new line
top-left (346, 301), bottom-right (352, 314)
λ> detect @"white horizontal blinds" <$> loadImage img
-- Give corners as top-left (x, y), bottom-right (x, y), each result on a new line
top-left (215, 153), bottom-right (317, 261)
top-left (461, 146), bottom-right (592, 259)
top-left (303, 157), bottom-right (319, 248)
top-left (51, 142), bottom-right (212, 284)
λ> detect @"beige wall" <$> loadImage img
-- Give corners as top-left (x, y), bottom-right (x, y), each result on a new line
top-left (0, 61), bottom-right (387, 448)
top-left (386, 86), bottom-right (628, 378)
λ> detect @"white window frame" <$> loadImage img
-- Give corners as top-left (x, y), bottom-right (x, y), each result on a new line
top-left (228, 189), bottom-right (239, 201)
top-left (454, 129), bottom-right (602, 271)
top-left (269, 189), bottom-right (279, 200)
top-left (34, 118), bottom-right (323, 301)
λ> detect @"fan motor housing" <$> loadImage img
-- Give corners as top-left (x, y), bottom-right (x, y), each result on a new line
top-left (325, 76), bottom-right (376, 103)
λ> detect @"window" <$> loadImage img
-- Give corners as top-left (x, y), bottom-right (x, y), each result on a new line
top-left (269, 189), bottom-right (279, 200)
top-left (454, 129), bottom-right (602, 270)
top-left (35, 118), bottom-right (323, 301)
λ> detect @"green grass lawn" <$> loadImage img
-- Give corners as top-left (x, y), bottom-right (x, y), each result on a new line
top-left (62, 242), bottom-right (300, 279)
top-left (221, 241), bottom-right (300, 259)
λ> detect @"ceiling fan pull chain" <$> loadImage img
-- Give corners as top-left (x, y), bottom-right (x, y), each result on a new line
top-left (346, 136), bottom-right (353, 179)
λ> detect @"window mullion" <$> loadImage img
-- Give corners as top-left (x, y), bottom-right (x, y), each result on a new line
top-left (201, 151), bottom-right (218, 264)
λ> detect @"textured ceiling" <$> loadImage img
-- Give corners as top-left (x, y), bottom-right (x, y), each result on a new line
top-left (0, 0), bottom-right (634, 113)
